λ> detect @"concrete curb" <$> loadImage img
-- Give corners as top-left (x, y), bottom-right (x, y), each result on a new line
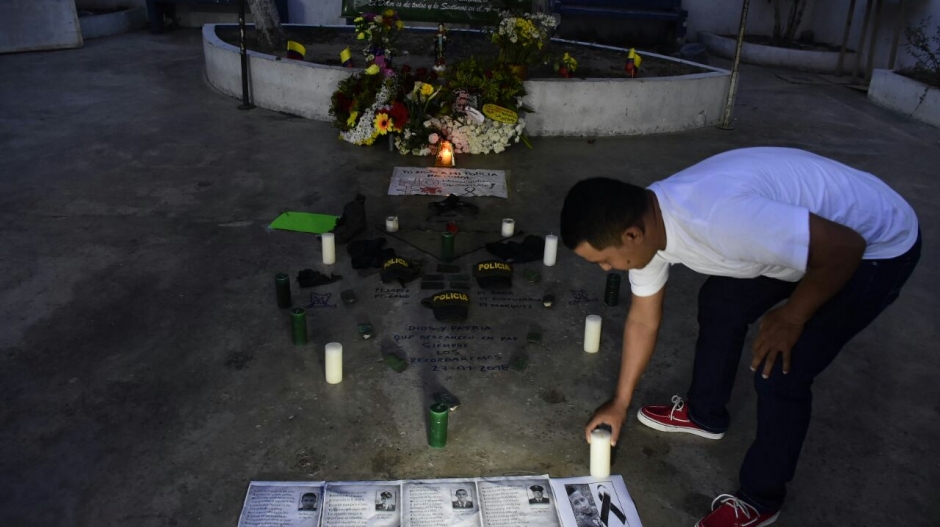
top-left (80, 7), bottom-right (147, 40)
top-left (203, 24), bottom-right (731, 137)
top-left (700, 32), bottom-right (855, 74)
top-left (868, 69), bottom-right (940, 128)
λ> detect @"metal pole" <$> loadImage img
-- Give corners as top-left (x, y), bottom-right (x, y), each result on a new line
top-left (719, 0), bottom-right (750, 130)
top-left (237, 0), bottom-right (254, 110)
top-left (836, 0), bottom-right (858, 76)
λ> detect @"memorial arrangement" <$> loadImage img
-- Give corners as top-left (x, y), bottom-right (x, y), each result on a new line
top-left (236, 475), bottom-right (643, 527)
top-left (329, 10), bottom-right (560, 156)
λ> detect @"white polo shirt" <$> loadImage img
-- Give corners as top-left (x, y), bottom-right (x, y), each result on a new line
top-left (629, 147), bottom-right (919, 297)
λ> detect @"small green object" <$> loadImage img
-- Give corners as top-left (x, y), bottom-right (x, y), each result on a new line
top-left (526, 331), bottom-right (542, 345)
top-left (441, 231), bottom-right (455, 262)
top-left (358, 322), bottom-right (375, 340)
top-left (605, 273), bottom-right (622, 306)
top-left (383, 352), bottom-right (407, 372)
top-left (269, 212), bottom-right (339, 234)
top-left (275, 273), bottom-right (292, 308)
top-left (290, 307), bottom-right (307, 345)
top-left (428, 402), bottom-right (449, 448)
top-left (510, 351), bottom-right (529, 372)
top-left (523, 269), bottom-right (541, 283)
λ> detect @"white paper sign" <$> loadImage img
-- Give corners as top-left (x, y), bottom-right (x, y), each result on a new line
top-left (550, 476), bottom-right (642, 527)
top-left (389, 167), bottom-right (508, 198)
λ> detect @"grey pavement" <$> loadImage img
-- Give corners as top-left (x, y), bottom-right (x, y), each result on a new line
top-left (1, 28), bottom-right (938, 527)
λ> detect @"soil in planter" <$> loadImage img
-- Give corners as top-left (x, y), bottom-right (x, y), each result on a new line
top-left (898, 68), bottom-right (940, 89)
top-left (217, 26), bottom-right (707, 79)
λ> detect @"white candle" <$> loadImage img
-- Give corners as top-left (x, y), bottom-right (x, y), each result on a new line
top-left (321, 232), bottom-right (336, 265)
top-left (325, 342), bottom-right (343, 384)
top-left (590, 427), bottom-right (612, 478)
top-left (584, 314), bottom-right (602, 353)
top-left (501, 218), bottom-right (515, 237)
top-left (386, 216), bottom-right (399, 233)
top-left (543, 234), bottom-right (558, 266)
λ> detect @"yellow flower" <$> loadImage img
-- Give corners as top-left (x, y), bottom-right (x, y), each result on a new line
top-left (346, 111), bottom-right (359, 127)
top-left (354, 17), bottom-right (363, 23)
top-left (396, 20), bottom-right (403, 30)
top-left (420, 83), bottom-right (434, 96)
top-left (383, 9), bottom-right (394, 17)
top-left (364, 64), bottom-right (380, 75)
top-left (374, 113), bottom-right (391, 134)
top-left (357, 32), bottom-right (365, 40)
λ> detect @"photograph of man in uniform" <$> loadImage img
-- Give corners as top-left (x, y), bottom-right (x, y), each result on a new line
top-left (452, 488), bottom-right (473, 509)
top-left (529, 485), bottom-right (550, 504)
top-left (376, 491), bottom-right (396, 511)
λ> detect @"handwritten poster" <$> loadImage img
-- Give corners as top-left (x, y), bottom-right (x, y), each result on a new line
top-left (389, 167), bottom-right (508, 198)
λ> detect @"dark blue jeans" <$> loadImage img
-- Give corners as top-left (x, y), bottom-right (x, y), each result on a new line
top-left (686, 232), bottom-right (921, 512)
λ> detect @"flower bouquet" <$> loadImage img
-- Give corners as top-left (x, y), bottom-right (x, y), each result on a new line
top-left (354, 9), bottom-right (404, 67)
top-left (329, 69), bottom-right (398, 146)
top-left (490, 11), bottom-right (558, 66)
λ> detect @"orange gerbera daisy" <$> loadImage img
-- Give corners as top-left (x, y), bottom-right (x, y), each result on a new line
top-left (374, 112), bottom-right (391, 135)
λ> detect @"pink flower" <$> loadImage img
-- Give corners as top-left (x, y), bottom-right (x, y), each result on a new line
top-left (428, 133), bottom-right (439, 144)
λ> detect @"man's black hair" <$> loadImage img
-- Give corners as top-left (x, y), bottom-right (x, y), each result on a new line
top-left (560, 178), bottom-right (650, 250)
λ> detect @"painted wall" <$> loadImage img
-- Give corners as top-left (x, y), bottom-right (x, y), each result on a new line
top-left (76, 0), bottom-right (146, 9)
top-left (210, 0), bottom-right (939, 74)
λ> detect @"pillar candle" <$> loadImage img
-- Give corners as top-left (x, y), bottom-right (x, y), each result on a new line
top-left (590, 427), bottom-right (612, 478)
top-left (584, 314), bottom-right (602, 353)
top-left (543, 234), bottom-right (558, 266)
top-left (325, 342), bottom-right (343, 384)
top-left (501, 218), bottom-right (515, 237)
top-left (321, 233), bottom-right (336, 265)
top-left (385, 216), bottom-right (399, 233)
top-left (275, 273), bottom-right (291, 308)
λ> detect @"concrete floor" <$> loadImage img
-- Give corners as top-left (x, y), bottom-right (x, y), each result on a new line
top-left (1, 29), bottom-right (938, 527)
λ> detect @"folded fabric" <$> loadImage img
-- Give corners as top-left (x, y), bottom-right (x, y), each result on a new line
top-left (485, 235), bottom-right (545, 263)
top-left (348, 238), bottom-right (390, 269)
top-left (473, 259), bottom-right (513, 290)
top-left (331, 193), bottom-right (367, 244)
top-left (380, 256), bottom-right (421, 285)
top-left (427, 194), bottom-right (479, 218)
top-left (421, 290), bottom-right (470, 322)
top-left (296, 269), bottom-right (343, 288)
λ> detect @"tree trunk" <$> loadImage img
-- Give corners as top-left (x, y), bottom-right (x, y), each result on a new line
top-left (782, 0), bottom-right (808, 46)
top-left (246, 0), bottom-right (286, 51)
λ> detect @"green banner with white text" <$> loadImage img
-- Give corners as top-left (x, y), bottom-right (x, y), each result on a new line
top-left (341, 0), bottom-right (531, 25)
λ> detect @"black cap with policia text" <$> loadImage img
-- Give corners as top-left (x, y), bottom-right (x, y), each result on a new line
top-left (421, 290), bottom-right (470, 322)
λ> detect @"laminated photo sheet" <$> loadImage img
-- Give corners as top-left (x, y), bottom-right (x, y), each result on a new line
top-left (550, 476), bottom-right (642, 527)
top-left (402, 477), bottom-right (481, 527)
top-left (236, 480), bottom-right (326, 527)
top-left (322, 480), bottom-right (404, 527)
top-left (476, 475), bottom-right (559, 527)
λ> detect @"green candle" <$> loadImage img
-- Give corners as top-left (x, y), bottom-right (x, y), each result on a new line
top-left (275, 273), bottom-right (292, 308)
top-left (428, 402), bottom-right (449, 448)
top-left (441, 231), bottom-right (455, 262)
top-left (290, 307), bottom-right (307, 345)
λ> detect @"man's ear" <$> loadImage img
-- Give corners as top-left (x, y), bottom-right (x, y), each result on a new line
top-left (621, 226), bottom-right (644, 245)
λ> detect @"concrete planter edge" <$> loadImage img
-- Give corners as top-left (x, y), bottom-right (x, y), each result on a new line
top-left (700, 31), bottom-right (856, 75)
top-left (867, 69), bottom-right (940, 128)
top-left (203, 24), bottom-right (732, 137)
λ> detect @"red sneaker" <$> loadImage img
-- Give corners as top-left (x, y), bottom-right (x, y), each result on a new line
top-left (696, 495), bottom-right (779, 527)
top-left (636, 395), bottom-right (724, 439)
